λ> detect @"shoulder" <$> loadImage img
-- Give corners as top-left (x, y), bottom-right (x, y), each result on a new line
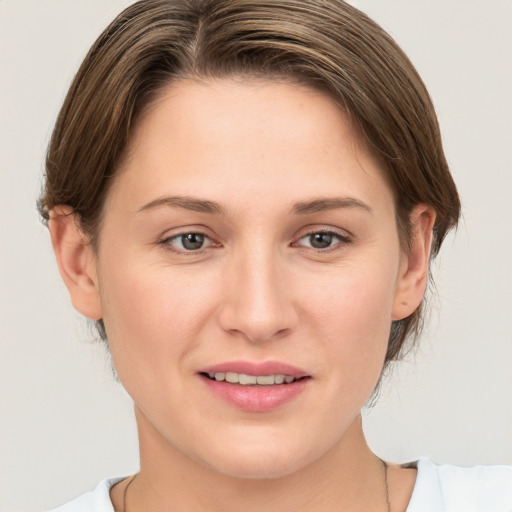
top-left (407, 458), bottom-right (512, 512)
top-left (47, 477), bottom-right (124, 512)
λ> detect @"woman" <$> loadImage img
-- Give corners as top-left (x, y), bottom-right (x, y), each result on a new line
top-left (37, 0), bottom-right (511, 510)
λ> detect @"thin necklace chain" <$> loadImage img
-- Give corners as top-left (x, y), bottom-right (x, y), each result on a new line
top-left (381, 458), bottom-right (392, 512)
top-left (122, 474), bottom-right (136, 512)
top-left (122, 461), bottom-right (391, 512)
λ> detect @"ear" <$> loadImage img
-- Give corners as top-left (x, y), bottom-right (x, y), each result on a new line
top-left (48, 206), bottom-right (102, 320)
top-left (392, 204), bottom-right (436, 321)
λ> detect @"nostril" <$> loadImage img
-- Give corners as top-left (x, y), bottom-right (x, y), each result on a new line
top-left (216, 271), bottom-right (298, 343)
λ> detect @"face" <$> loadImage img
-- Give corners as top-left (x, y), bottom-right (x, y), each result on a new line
top-left (75, 79), bottom-right (424, 478)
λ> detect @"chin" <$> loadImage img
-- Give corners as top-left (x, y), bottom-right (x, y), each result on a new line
top-left (188, 428), bottom-right (325, 480)
top-left (202, 452), bottom-right (309, 480)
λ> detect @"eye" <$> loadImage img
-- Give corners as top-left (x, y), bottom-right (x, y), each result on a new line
top-left (296, 230), bottom-right (351, 251)
top-left (162, 232), bottom-right (214, 252)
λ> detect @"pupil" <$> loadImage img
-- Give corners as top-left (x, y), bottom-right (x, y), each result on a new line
top-left (310, 233), bottom-right (332, 249)
top-left (182, 233), bottom-right (204, 250)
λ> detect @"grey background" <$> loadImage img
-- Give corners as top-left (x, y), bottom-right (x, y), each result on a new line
top-left (1, 1), bottom-right (511, 511)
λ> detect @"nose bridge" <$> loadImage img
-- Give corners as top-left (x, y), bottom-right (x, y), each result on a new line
top-left (219, 239), bottom-right (295, 342)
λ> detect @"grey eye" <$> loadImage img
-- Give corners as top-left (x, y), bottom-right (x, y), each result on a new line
top-left (162, 231), bottom-right (218, 254)
top-left (308, 232), bottom-right (334, 249)
top-left (296, 230), bottom-right (351, 251)
top-left (179, 233), bottom-right (205, 250)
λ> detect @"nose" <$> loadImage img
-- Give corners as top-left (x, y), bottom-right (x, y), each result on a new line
top-left (217, 247), bottom-right (298, 343)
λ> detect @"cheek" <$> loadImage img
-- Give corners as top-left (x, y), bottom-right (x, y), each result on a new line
top-left (304, 262), bottom-right (397, 379)
top-left (97, 258), bottom-right (219, 378)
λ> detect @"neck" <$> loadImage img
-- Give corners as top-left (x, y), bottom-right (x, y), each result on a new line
top-left (124, 410), bottom-right (391, 512)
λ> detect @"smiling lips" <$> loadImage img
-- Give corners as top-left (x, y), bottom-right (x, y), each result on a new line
top-left (199, 361), bottom-right (310, 412)
top-left (206, 372), bottom-right (298, 385)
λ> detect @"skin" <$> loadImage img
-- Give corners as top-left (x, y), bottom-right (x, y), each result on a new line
top-left (50, 79), bottom-right (434, 511)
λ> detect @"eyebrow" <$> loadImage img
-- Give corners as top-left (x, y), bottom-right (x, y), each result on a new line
top-left (137, 196), bottom-right (225, 215)
top-left (291, 197), bottom-right (373, 215)
top-left (137, 195), bottom-right (372, 216)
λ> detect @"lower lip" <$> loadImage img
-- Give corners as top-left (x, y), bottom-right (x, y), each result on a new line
top-left (200, 375), bottom-right (309, 412)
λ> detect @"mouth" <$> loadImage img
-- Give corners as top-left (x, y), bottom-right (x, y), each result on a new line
top-left (198, 362), bottom-right (311, 412)
top-left (200, 371), bottom-right (307, 386)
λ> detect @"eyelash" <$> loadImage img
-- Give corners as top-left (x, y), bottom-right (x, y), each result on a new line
top-left (294, 229), bottom-right (353, 253)
top-left (160, 231), bottom-right (218, 256)
top-left (160, 228), bottom-right (352, 255)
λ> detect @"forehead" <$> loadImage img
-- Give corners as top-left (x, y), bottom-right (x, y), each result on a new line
top-left (132, 77), bottom-right (362, 157)
top-left (112, 78), bottom-right (394, 216)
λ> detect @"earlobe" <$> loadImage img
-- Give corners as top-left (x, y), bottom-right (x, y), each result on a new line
top-left (392, 205), bottom-right (436, 321)
top-left (49, 206), bottom-right (102, 320)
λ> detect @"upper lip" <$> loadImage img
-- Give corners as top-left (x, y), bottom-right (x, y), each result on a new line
top-left (199, 361), bottom-right (310, 378)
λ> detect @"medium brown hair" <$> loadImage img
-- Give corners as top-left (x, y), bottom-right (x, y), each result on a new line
top-left (38, 0), bottom-right (461, 364)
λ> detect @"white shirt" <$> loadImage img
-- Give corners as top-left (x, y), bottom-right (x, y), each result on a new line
top-left (48, 458), bottom-right (512, 511)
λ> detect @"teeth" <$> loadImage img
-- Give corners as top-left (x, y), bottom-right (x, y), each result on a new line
top-left (256, 375), bottom-right (274, 385)
top-left (239, 374), bottom-right (257, 385)
top-left (225, 372), bottom-right (238, 383)
top-left (208, 372), bottom-right (298, 385)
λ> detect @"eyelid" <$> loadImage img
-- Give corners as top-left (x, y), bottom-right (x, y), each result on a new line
top-left (293, 227), bottom-right (353, 252)
top-left (158, 225), bottom-right (353, 255)
top-left (159, 228), bottom-right (220, 255)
